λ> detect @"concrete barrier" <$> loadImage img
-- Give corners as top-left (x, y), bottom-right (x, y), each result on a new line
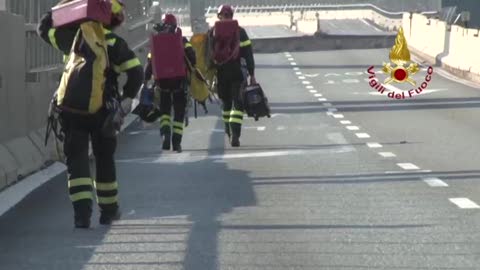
top-left (252, 34), bottom-right (395, 53)
top-left (404, 12), bottom-right (480, 83)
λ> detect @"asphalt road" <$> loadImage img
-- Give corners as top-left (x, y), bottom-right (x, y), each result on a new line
top-left (244, 25), bottom-right (301, 38)
top-left (1, 47), bottom-right (480, 269)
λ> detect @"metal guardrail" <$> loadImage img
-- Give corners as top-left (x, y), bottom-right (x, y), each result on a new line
top-left (205, 3), bottom-right (439, 19)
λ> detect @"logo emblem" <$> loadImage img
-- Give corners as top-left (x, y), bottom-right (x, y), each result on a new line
top-left (366, 27), bottom-right (434, 100)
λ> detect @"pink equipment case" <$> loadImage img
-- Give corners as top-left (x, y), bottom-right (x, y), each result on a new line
top-left (52, 0), bottom-right (112, 28)
top-left (150, 29), bottom-right (186, 80)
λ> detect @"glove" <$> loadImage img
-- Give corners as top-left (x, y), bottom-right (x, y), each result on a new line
top-left (120, 97), bottom-right (133, 116)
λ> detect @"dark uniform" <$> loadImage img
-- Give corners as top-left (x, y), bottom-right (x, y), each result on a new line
top-left (212, 26), bottom-right (255, 143)
top-left (144, 36), bottom-right (196, 152)
top-left (37, 12), bottom-right (143, 226)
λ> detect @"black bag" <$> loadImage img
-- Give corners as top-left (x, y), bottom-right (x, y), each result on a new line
top-left (243, 83), bottom-right (271, 121)
top-left (132, 84), bottom-right (161, 123)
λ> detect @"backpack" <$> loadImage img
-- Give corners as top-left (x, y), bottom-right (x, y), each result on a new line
top-left (243, 83), bottom-right (271, 121)
top-left (212, 20), bottom-right (240, 65)
top-left (56, 21), bottom-right (109, 114)
top-left (150, 28), bottom-right (186, 80)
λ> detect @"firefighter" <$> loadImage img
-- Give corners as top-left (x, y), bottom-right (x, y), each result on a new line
top-left (212, 4), bottom-right (256, 147)
top-left (37, 0), bottom-right (144, 228)
top-left (144, 13), bottom-right (197, 153)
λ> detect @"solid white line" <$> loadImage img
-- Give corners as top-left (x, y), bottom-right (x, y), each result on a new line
top-left (356, 133), bottom-right (370, 138)
top-left (302, 81), bottom-right (311, 85)
top-left (315, 94), bottom-right (323, 97)
top-left (346, 126), bottom-right (359, 131)
top-left (378, 152), bottom-right (396, 158)
top-left (449, 198), bottom-right (480, 209)
top-left (361, 18), bottom-right (382, 32)
top-left (0, 162), bottom-right (67, 217)
top-left (367, 142), bottom-right (382, 148)
top-left (423, 177), bottom-right (449, 187)
top-left (309, 90), bottom-right (317, 93)
top-left (340, 120), bottom-right (351, 125)
top-left (397, 163), bottom-right (420, 170)
top-left (318, 98), bottom-right (328, 102)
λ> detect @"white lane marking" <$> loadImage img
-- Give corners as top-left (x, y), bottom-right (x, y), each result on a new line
top-left (309, 90), bottom-right (318, 93)
top-left (298, 76), bottom-right (306, 79)
top-left (449, 198), bottom-right (480, 209)
top-left (302, 81), bottom-right (311, 85)
top-left (361, 18), bottom-right (383, 32)
top-left (288, 57), bottom-right (294, 61)
top-left (397, 163), bottom-right (420, 170)
top-left (384, 170), bottom-right (431, 174)
top-left (378, 152), bottom-right (396, 158)
top-left (325, 73), bottom-right (341, 77)
top-left (346, 126), bottom-right (359, 131)
top-left (318, 98), bottom-right (328, 102)
top-left (304, 74), bottom-right (319, 78)
top-left (277, 126), bottom-right (286, 131)
top-left (342, 79), bottom-right (361, 84)
top-left (328, 108), bottom-right (338, 112)
top-left (0, 162), bottom-right (66, 217)
top-left (306, 85), bottom-right (314, 89)
top-left (257, 126), bottom-right (266, 131)
top-left (423, 177), bottom-right (449, 187)
top-left (324, 80), bottom-right (336, 84)
top-left (293, 67), bottom-right (300, 71)
top-left (314, 94), bottom-right (323, 97)
top-left (296, 72), bottom-right (302, 75)
top-left (340, 120), bottom-right (352, 125)
top-left (356, 133), bottom-right (371, 138)
top-left (332, 114), bottom-right (344, 119)
top-left (290, 62), bottom-right (297, 66)
top-left (345, 71), bottom-right (365, 76)
top-left (127, 209), bottom-right (136, 216)
top-left (367, 142), bottom-right (383, 148)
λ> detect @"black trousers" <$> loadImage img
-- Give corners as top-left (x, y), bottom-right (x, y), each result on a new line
top-left (159, 88), bottom-right (187, 145)
top-left (61, 110), bottom-right (118, 218)
top-left (217, 78), bottom-right (244, 138)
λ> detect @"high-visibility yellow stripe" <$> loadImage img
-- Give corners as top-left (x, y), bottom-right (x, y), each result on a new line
top-left (184, 42), bottom-right (192, 48)
top-left (70, 191), bottom-right (93, 202)
top-left (160, 121), bottom-right (170, 128)
top-left (104, 29), bottom-right (112, 34)
top-left (230, 110), bottom-right (244, 116)
top-left (161, 115), bottom-right (171, 120)
top-left (97, 195), bottom-right (118, 204)
top-left (48, 29), bottom-right (59, 50)
top-left (173, 122), bottom-right (183, 129)
top-left (68, 178), bottom-right (93, 188)
top-left (94, 181), bottom-right (118, 191)
top-left (115, 58), bottom-right (141, 73)
top-left (229, 118), bottom-right (243, 124)
top-left (107, 38), bottom-right (116, 46)
top-left (111, 0), bottom-right (123, 14)
top-left (173, 128), bottom-right (183, 135)
top-left (63, 54), bottom-right (69, 63)
top-left (240, 39), bottom-right (252, 47)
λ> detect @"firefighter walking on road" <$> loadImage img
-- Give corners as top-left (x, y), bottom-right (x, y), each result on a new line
top-left (144, 14), bottom-right (197, 153)
top-left (37, 0), bottom-right (143, 228)
top-left (210, 4), bottom-right (256, 147)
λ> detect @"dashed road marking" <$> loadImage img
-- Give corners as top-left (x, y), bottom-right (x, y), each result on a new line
top-left (346, 126), bottom-right (359, 131)
top-left (298, 76), bottom-right (306, 79)
top-left (378, 152), bottom-right (396, 158)
top-left (257, 126), bottom-right (266, 131)
top-left (314, 94), bottom-right (323, 97)
top-left (293, 67), bottom-right (300, 71)
top-left (340, 120), bottom-right (352, 125)
top-left (449, 198), bottom-right (480, 209)
top-left (356, 133), bottom-right (370, 138)
top-left (423, 177), bottom-right (448, 187)
top-left (323, 103), bottom-right (332, 106)
top-left (309, 90), bottom-right (317, 93)
top-left (302, 81), bottom-right (311, 85)
top-left (296, 72), bottom-right (302, 75)
top-left (288, 57), bottom-right (294, 61)
top-left (397, 163), bottom-right (420, 170)
top-left (367, 142), bottom-right (383, 148)
top-left (306, 85), bottom-right (314, 89)
top-left (290, 62), bottom-right (297, 66)
top-left (333, 114), bottom-right (344, 119)
top-left (318, 98), bottom-right (327, 102)
top-left (277, 126), bottom-right (286, 131)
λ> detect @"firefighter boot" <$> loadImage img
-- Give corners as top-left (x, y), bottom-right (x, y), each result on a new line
top-left (73, 202), bottom-right (92, 229)
top-left (230, 123), bottom-right (241, 147)
top-left (161, 127), bottom-right (171, 151)
top-left (100, 208), bottom-right (122, 225)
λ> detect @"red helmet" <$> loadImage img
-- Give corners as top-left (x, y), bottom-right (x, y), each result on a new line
top-left (162, 13), bottom-right (177, 27)
top-left (217, 5), bottom-right (234, 17)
